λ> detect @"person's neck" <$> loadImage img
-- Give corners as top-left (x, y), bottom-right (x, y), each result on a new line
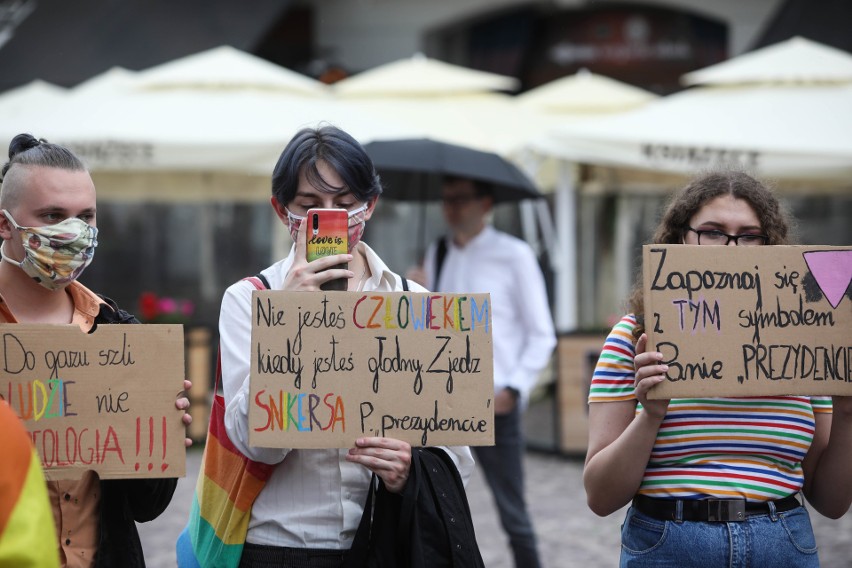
top-left (346, 243), bottom-right (371, 292)
top-left (0, 261), bottom-right (74, 323)
top-left (451, 222), bottom-right (487, 247)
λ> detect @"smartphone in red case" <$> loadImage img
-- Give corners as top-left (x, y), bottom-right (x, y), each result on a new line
top-left (305, 208), bottom-right (348, 291)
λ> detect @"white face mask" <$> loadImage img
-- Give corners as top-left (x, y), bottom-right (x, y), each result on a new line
top-left (286, 204), bottom-right (369, 252)
top-left (1, 210), bottom-right (98, 290)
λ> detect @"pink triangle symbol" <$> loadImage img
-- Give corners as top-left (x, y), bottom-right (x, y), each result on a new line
top-left (803, 251), bottom-right (852, 309)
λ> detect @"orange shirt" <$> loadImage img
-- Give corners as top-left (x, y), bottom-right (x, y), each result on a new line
top-left (0, 282), bottom-right (104, 568)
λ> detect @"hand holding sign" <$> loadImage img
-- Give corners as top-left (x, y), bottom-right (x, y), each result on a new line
top-left (632, 333), bottom-right (670, 418)
top-left (345, 436), bottom-right (412, 493)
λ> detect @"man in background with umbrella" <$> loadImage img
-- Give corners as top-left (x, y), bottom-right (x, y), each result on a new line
top-left (408, 174), bottom-right (556, 568)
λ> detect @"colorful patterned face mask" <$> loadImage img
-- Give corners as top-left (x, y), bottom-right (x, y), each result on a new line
top-left (286, 204), bottom-right (369, 253)
top-left (1, 210), bottom-right (98, 290)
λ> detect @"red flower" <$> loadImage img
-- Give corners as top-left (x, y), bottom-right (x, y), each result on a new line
top-left (138, 292), bottom-right (159, 322)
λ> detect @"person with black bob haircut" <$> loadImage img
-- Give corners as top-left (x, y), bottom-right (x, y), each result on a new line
top-left (216, 125), bottom-right (476, 567)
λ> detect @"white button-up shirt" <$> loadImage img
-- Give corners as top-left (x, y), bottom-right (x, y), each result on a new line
top-left (424, 225), bottom-right (557, 404)
top-left (220, 243), bottom-right (474, 549)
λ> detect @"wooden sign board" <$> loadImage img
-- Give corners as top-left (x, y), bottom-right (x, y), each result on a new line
top-left (644, 245), bottom-right (852, 399)
top-left (249, 291), bottom-right (494, 448)
top-left (0, 324), bottom-right (186, 480)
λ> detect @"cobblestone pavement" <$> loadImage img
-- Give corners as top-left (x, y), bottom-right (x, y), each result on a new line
top-left (140, 448), bottom-right (852, 567)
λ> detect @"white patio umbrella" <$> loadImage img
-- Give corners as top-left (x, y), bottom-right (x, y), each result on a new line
top-left (530, 37), bottom-right (852, 332)
top-left (0, 79), bottom-right (66, 106)
top-left (4, 48), bottom-right (418, 302)
top-left (333, 53), bottom-right (519, 97)
top-left (0, 80), bottom-right (67, 140)
top-left (681, 36), bottom-right (852, 87)
top-left (332, 55), bottom-right (558, 294)
top-left (133, 45), bottom-right (329, 96)
top-left (536, 82), bottom-right (852, 181)
top-left (16, 86), bottom-right (418, 192)
top-left (331, 55), bottom-right (532, 155)
top-left (514, 69), bottom-right (659, 193)
top-left (518, 68), bottom-right (658, 113)
top-left (1, 47), bottom-right (415, 189)
top-left (513, 71), bottom-right (660, 328)
top-left (535, 36), bottom-right (852, 183)
top-left (72, 66), bottom-right (136, 95)
top-left (345, 93), bottom-right (541, 156)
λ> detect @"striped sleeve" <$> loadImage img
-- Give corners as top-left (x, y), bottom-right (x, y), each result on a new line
top-left (811, 396), bottom-right (832, 414)
top-left (589, 314), bottom-right (638, 403)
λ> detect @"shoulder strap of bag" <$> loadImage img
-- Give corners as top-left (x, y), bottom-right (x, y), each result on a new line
top-left (252, 272), bottom-right (271, 290)
top-left (214, 274), bottom-right (268, 394)
top-left (401, 276), bottom-right (409, 292)
top-left (433, 237), bottom-right (448, 292)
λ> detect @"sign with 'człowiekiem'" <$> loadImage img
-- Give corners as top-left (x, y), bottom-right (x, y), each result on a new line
top-left (248, 291), bottom-right (495, 448)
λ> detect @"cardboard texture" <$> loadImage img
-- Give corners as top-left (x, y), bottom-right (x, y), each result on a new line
top-left (249, 291), bottom-right (494, 448)
top-left (0, 324), bottom-right (186, 480)
top-left (643, 245), bottom-right (852, 399)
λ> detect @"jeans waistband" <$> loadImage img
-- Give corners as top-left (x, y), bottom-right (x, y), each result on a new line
top-left (632, 493), bottom-right (801, 522)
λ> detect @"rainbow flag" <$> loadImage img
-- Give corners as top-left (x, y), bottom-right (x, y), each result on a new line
top-left (179, 275), bottom-right (273, 568)
top-left (182, 391), bottom-right (274, 568)
top-left (0, 401), bottom-right (59, 567)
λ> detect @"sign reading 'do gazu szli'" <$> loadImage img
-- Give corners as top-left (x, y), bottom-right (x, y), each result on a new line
top-left (1, 324), bottom-right (186, 480)
top-left (644, 245), bottom-right (852, 399)
top-left (249, 291), bottom-right (495, 448)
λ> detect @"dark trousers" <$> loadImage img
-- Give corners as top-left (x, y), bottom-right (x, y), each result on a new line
top-left (239, 543), bottom-right (346, 568)
top-left (474, 406), bottom-right (542, 568)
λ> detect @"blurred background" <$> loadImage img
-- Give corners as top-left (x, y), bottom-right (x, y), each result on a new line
top-left (0, 0), bottom-right (850, 453)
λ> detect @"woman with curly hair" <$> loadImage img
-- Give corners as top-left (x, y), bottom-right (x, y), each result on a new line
top-left (584, 170), bottom-right (852, 568)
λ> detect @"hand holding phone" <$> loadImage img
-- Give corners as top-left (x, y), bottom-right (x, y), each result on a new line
top-left (305, 208), bottom-right (349, 291)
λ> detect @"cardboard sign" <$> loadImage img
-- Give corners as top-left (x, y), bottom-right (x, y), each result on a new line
top-left (249, 291), bottom-right (494, 448)
top-left (0, 324), bottom-right (186, 480)
top-left (644, 245), bottom-right (852, 398)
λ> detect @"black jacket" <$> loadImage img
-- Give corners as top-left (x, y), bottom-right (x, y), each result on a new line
top-left (92, 297), bottom-right (179, 568)
top-left (347, 447), bottom-right (485, 568)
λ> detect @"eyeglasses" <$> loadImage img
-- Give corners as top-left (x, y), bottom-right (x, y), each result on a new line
top-left (687, 228), bottom-right (768, 246)
top-left (441, 195), bottom-right (481, 206)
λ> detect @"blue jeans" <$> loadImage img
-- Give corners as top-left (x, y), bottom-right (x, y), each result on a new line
top-left (474, 406), bottom-right (541, 568)
top-left (620, 503), bottom-right (819, 568)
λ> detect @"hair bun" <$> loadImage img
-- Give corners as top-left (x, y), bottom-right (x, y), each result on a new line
top-left (8, 133), bottom-right (43, 160)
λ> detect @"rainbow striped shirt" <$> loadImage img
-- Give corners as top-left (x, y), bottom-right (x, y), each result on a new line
top-left (590, 314), bottom-right (832, 501)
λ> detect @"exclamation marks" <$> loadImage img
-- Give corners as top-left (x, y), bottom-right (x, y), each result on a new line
top-left (161, 416), bottom-right (168, 472)
top-left (148, 416), bottom-right (154, 471)
top-left (134, 416), bottom-right (169, 472)
top-left (135, 417), bottom-right (140, 471)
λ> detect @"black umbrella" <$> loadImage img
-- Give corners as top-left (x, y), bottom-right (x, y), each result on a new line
top-left (363, 138), bottom-right (543, 202)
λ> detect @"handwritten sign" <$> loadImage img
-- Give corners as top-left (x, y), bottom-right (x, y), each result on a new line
top-left (644, 245), bottom-right (852, 398)
top-left (0, 324), bottom-right (186, 480)
top-left (249, 291), bottom-right (495, 448)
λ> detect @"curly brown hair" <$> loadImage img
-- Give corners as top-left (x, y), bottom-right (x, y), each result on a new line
top-left (628, 170), bottom-right (794, 338)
